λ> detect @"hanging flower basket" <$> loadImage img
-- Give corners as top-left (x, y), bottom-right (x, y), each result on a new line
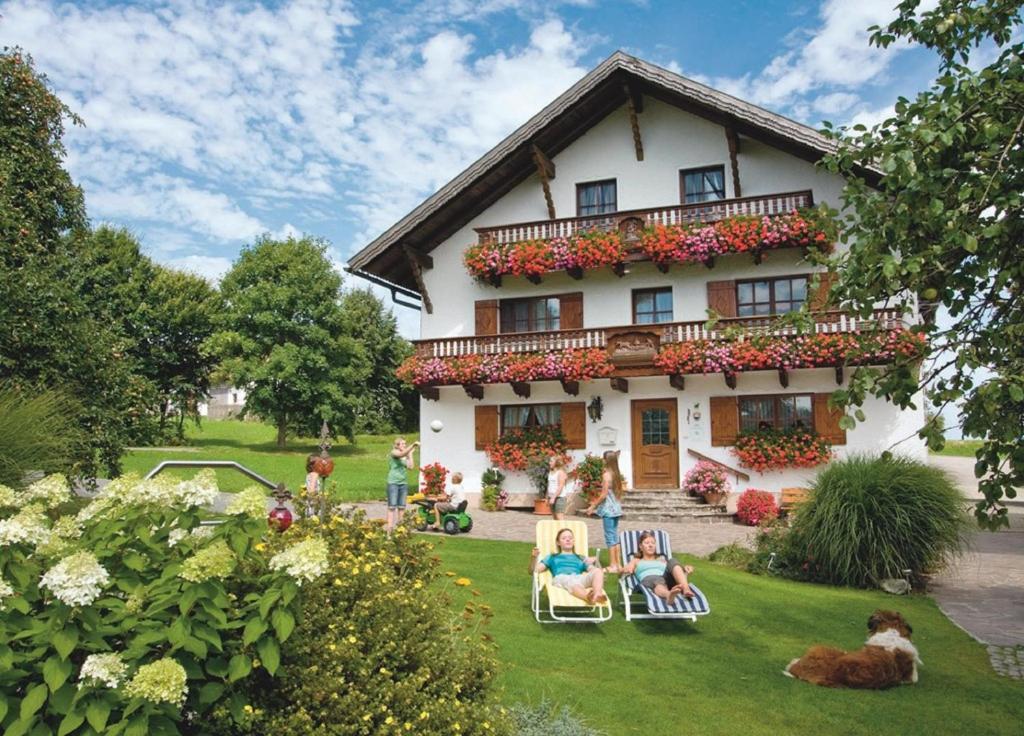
top-left (732, 429), bottom-right (832, 472)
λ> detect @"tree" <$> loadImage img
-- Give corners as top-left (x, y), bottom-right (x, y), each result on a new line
top-left (339, 288), bottom-right (417, 434)
top-left (212, 236), bottom-right (370, 447)
top-left (819, 1), bottom-right (1023, 528)
top-left (0, 50), bottom-right (141, 478)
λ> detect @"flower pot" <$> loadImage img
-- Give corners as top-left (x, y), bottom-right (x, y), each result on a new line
top-left (703, 491), bottom-right (727, 507)
top-left (533, 498), bottom-right (552, 516)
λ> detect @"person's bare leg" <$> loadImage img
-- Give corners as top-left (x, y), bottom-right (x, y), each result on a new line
top-left (669, 564), bottom-right (695, 597)
top-left (588, 567), bottom-right (608, 603)
top-left (608, 545), bottom-right (622, 572)
top-left (570, 584), bottom-right (590, 602)
top-left (385, 508), bottom-right (395, 533)
top-left (433, 506), bottom-right (442, 529)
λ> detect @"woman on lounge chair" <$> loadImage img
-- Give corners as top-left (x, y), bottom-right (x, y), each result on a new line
top-left (530, 528), bottom-right (608, 605)
top-left (621, 530), bottom-right (696, 605)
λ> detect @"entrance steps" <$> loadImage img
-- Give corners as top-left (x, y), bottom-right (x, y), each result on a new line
top-left (613, 489), bottom-right (733, 523)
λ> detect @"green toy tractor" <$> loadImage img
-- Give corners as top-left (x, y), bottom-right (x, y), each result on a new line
top-left (412, 497), bottom-right (473, 535)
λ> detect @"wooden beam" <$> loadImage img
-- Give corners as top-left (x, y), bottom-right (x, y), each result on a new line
top-left (560, 379), bottom-right (579, 396)
top-left (669, 374), bottom-right (686, 391)
top-left (565, 266), bottom-right (583, 281)
top-left (724, 372), bottom-right (737, 390)
top-left (402, 246), bottom-right (433, 270)
top-left (611, 262), bottom-right (626, 277)
top-left (778, 367), bottom-right (789, 388)
top-left (419, 386), bottom-right (439, 401)
top-left (624, 83), bottom-right (644, 162)
top-left (402, 245), bottom-right (433, 314)
top-left (610, 377), bottom-right (629, 393)
top-left (835, 365), bottom-right (844, 385)
top-left (725, 126), bottom-right (742, 198)
top-left (525, 274), bottom-right (542, 285)
top-left (463, 384), bottom-right (484, 401)
top-left (531, 144), bottom-right (557, 220)
top-left (510, 381), bottom-right (531, 399)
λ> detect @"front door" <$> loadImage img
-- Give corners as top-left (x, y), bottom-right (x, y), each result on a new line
top-left (631, 399), bottom-right (679, 489)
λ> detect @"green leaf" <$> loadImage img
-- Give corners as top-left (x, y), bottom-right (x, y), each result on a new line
top-left (0, 696), bottom-right (8, 723)
top-left (178, 586), bottom-right (200, 615)
top-left (204, 657), bottom-right (229, 678)
top-left (57, 710), bottom-right (84, 736)
top-left (271, 609), bottom-right (295, 642)
top-left (258, 589), bottom-right (280, 620)
top-left (43, 657), bottom-right (72, 692)
top-left (964, 234), bottom-right (978, 253)
top-left (242, 618), bottom-right (267, 646)
top-left (838, 415), bottom-right (856, 430)
top-left (1008, 384), bottom-right (1024, 403)
top-left (19, 684), bottom-right (47, 721)
top-left (227, 655), bottom-right (251, 683)
top-left (280, 580), bottom-right (298, 606)
top-left (167, 617), bottom-right (189, 647)
top-left (122, 553), bottom-right (146, 571)
top-left (52, 628), bottom-right (78, 660)
top-left (3, 717), bottom-right (31, 736)
top-left (256, 638), bottom-right (280, 676)
top-left (125, 714), bottom-right (149, 736)
top-left (182, 636), bottom-right (208, 660)
top-left (198, 682), bottom-right (224, 706)
top-left (86, 701), bottom-right (110, 732)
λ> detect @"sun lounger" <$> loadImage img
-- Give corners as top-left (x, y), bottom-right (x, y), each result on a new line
top-left (532, 519), bottom-right (612, 624)
top-left (618, 529), bottom-right (710, 622)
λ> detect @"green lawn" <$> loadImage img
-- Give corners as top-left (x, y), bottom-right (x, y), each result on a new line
top-left (121, 420), bottom-right (417, 501)
top-left (932, 440), bottom-right (984, 457)
top-left (433, 536), bottom-right (1023, 736)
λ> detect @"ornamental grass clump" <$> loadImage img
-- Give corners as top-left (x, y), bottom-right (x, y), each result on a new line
top-left (789, 454), bottom-right (969, 588)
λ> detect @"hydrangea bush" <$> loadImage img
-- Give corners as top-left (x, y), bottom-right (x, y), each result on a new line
top-left (0, 471), bottom-right (315, 735)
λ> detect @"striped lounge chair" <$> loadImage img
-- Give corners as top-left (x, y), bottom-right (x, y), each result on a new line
top-left (618, 529), bottom-right (710, 622)
top-left (532, 520), bottom-right (613, 624)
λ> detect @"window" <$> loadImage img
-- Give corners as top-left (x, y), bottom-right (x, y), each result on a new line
top-left (737, 275), bottom-right (808, 316)
top-left (633, 288), bottom-right (673, 324)
top-left (501, 404), bottom-right (561, 434)
top-left (576, 179), bottom-right (617, 216)
top-left (500, 297), bottom-right (560, 333)
top-left (739, 394), bottom-right (812, 433)
top-left (680, 166), bottom-right (726, 203)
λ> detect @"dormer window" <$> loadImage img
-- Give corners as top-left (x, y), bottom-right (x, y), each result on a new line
top-left (681, 166), bottom-right (726, 203)
top-left (576, 179), bottom-right (617, 216)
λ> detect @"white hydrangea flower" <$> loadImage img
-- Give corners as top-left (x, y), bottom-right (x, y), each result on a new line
top-left (225, 485), bottom-right (267, 518)
top-left (79, 653), bottom-right (128, 689)
top-left (0, 576), bottom-right (14, 603)
top-left (0, 508), bottom-right (50, 547)
top-left (124, 658), bottom-right (187, 707)
top-left (179, 540), bottom-right (236, 583)
top-left (0, 484), bottom-right (18, 508)
top-left (40, 551), bottom-right (111, 606)
top-left (167, 528), bottom-right (188, 548)
top-left (21, 474), bottom-right (73, 508)
top-left (190, 526), bottom-right (214, 541)
top-left (269, 537), bottom-right (329, 585)
top-left (174, 469), bottom-right (219, 508)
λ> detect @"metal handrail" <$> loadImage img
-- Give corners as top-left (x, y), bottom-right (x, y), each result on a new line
top-left (143, 460), bottom-right (278, 490)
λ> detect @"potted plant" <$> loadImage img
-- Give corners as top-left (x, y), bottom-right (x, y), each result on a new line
top-left (527, 458), bottom-right (552, 515)
top-left (480, 468), bottom-right (506, 511)
top-left (682, 461), bottom-right (731, 506)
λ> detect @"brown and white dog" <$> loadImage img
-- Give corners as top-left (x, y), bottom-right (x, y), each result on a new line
top-left (784, 610), bottom-right (922, 688)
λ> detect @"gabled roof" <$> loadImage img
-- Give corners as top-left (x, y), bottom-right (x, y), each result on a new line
top-left (348, 51), bottom-right (849, 294)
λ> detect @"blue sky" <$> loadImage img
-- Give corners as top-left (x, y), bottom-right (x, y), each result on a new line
top-left (2, 0), bottom-right (941, 334)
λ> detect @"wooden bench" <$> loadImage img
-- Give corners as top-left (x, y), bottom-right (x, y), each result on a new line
top-left (780, 487), bottom-right (810, 515)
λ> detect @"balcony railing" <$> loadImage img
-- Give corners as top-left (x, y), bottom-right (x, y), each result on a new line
top-left (413, 309), bottom-right (905, 359)
top-left (474, 190), bottom-right (814, 246)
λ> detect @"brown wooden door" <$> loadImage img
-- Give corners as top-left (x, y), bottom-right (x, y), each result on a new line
top-left (631, 399), bottom-right (679, 489)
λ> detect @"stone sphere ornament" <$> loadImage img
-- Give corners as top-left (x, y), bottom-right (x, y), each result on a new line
top-left (429, 419), bottom-right (444, 433)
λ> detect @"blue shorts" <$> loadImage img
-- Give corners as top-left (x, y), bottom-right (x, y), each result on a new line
top-left (386, 483), bottom-right (408, 509)
top-left (602, 515), bottom-right (620, 547)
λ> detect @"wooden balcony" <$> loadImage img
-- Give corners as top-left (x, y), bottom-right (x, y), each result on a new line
top-left (413, 309), bottom-right (905, 359)
top-left (474, 190), bottom-right (814, 246)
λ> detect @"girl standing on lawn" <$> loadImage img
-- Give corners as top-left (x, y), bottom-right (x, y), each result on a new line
top-left (530, 527), bottom-right (608, 604)
top-left (586, 450), bottom-right (625, 572)
top-left (385, 437), bottom-right (418, 533)
top-left (621, 530), bottom-right (696, 604)
top-left (547, 455), bottom-right (570, 520)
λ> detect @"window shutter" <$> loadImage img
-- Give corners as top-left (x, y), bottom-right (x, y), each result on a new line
top-left (813, 393), bottom-right (847, 445)
top-left (706, 280), bottom-right (737, 318)
top-left (474, 299), bottom-right (499, 335)
top-left (474, 405), bottom-right (499, 450)
top-left (709, 396), bottom-right (739, 447)
top-left (561, 402), bottom-right (586, 449)
top-left (809, 272), bottom-right (838, 312)
top-left (560, 292), bottom-right (583, 330)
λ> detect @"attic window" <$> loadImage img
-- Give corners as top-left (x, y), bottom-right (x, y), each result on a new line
top-left (681, 166), bottom-right (726, 203)
top-left (576, 179), bottom-right (617, 216)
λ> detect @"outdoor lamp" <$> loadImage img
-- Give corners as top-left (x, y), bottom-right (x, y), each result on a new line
top-left (268, 483), bottom-right (293, 532)
top-left (587, 396), bottom-right (603, 423)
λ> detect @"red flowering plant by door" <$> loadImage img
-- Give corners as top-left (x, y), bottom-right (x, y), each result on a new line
top-left (420, 462), bottom-right (448, 495)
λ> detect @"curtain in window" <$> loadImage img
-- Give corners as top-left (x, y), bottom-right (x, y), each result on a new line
top-left (502, 406), bottom-right (530, 430)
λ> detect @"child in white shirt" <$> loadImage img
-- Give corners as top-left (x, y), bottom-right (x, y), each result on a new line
top-left (430, 472), bottom-right (466, 529)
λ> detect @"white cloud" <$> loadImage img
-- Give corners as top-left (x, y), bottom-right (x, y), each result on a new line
top-left (164, 255), bottom-right (234, 284)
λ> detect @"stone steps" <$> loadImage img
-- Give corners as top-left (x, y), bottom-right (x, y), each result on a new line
top-left (585, 488), bottom-right (734, 523)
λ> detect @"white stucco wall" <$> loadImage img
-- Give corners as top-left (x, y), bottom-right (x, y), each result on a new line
top-left (409, 95), bottom-right (925, 501)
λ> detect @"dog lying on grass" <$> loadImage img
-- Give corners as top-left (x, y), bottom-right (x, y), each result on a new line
top-left (784, 610), bottom-right (922, 688)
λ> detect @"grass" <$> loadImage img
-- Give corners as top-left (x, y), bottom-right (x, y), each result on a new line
top-left (121, 419), bottom-right (417, 501)
top-left (932, 440), bottom-right (984, 457)
top-left (432, 535), bottom-right (1023, 736)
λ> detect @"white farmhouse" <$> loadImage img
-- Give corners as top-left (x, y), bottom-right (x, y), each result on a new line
top-left (348, 52), bottom-right (925, 511)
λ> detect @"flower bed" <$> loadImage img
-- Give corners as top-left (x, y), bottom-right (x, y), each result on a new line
top-left (463, 208), bottom-right (834, 282)
top-left (653, 329), bottom-right (926, 377)
top-left (397, 347), bottom-right (614, 387)
top-left (733, 428), bottom-right (833, 472)
top-left (484, 426), bottom-right (568, 472)
top-left (420, 461), bottom-right (448, 494)
top-left (736, 489), bottom-right (780, 526)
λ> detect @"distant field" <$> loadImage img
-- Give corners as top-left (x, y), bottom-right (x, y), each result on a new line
top-left (932, 440), bottom-right (983, 457)
top-left (121, 420), bottom-right (418, 501)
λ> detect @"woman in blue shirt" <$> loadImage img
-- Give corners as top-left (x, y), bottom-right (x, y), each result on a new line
top-left (530, 528), bottom-right (608, 604)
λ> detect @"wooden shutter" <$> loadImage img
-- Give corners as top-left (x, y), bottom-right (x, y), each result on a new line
top-left (813, 393), bottom-right (847, 445)
top-left (560, 292), bottom-right (583, 330)
top-left (809, 272), bottom-right (837, 312)
top-left (474, 405), bottom-right (499, 450)
top-left (561, 402), bottom-right (586, 449)
top-left (709, 396), bottom-right (739, 447)
top-left (706, 280), bottom-right (737, 318)
top-left (474, 299), bottom-right (498, 335)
